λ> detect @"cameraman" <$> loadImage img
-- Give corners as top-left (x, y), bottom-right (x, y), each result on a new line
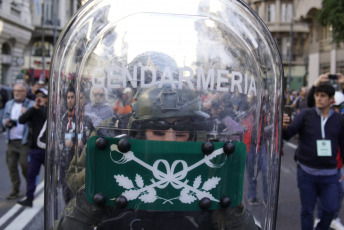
top-left (17, 88), bottom-right (48, 207)
top-left (2, 82), bottom-right (34, 199)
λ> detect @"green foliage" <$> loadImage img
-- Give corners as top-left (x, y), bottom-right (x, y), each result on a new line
top-left (317, 0), bottom-right (344, 44)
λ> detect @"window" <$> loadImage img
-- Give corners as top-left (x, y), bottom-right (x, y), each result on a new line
top-left (1, 43), bottom-right (11, 55)
top-left (321, 25), bottom-right (332, 41)
top-left (32, 41), bottom-right (53, 57)
top-left (281, 2), bottom-right (293, 22)
top-left (43, 0), bottom-right (54, 25)
top-left (266, 3), bottom-right (275, 22)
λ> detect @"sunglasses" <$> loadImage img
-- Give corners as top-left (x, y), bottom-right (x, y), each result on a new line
top-left (138, 119), bottom-right (195, 132)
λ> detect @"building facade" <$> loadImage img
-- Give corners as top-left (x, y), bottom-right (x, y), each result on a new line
top-left (2, 0), bottom-right (343, 89)
top-left (0, 0), bottom-right (33, 85)
top-left (0, 0), bottom-right (79, 85)
top-left (246, 0), bottom-right (344, 90)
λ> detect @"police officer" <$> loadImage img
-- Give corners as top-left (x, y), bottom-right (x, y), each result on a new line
top-left (54, 78), bottom-right (258, 229)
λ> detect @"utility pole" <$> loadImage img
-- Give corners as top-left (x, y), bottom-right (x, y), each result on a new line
top-left (287, 4), bottom-right (294, 90)
top-left (41, 0), bottom-right (46, 79)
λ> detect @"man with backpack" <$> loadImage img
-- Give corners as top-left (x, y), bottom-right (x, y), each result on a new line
top-left (283, 83), bottom-right (344, 230)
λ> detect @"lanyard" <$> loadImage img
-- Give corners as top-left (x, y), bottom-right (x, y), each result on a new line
top-left (68, 112), bottom-right (75, 130)
top-left (320, 116), bottom-right (328, 139)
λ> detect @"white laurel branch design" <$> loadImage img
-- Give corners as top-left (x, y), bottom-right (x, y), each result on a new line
top-left (179, 176), bottom-right (220, 203)
top-left (114, 174), bottom-right (157, 203)
top-left (113, 174), bottom-right (220, 204)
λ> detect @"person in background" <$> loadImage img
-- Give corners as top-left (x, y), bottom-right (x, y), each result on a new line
top-left (26, 81), bottom-right (45, 101)
top-left (245, 96), bottom-right (268, 206)
top-left (17, 88), bottom-right (48, 207)
top-left (113, 87), bottom-right (134, 116)
top-left (85, 86), bottom-right (113, 126)
top-left (0, 84), bottom-right (9, 132)
top-left (292, 86), bottom-right (308, 114)
top-left (283, 83), bottom-right (344, 230)
top-left (2, 82), bottom-right (34, 199)
top-left (59, 85), bottom-right (77, 203)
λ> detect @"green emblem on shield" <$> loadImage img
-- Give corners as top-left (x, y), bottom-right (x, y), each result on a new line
top-left (86, 136), bottom-right (246, 211)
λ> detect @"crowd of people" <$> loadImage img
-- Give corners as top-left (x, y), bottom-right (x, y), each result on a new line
top-left (1, 71), bottom-right (344, 230)
top-left (0, 81), bottom-right (137, 207)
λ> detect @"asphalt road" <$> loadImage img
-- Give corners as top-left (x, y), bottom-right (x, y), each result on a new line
top-left (0, 133), bottom-right (342, 229)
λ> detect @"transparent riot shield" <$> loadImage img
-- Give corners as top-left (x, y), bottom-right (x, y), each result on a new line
top-left (45, 0), bottom-right (283, 229)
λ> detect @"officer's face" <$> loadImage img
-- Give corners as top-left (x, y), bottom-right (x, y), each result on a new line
top-left (145, 118), bottom-right (190, 142)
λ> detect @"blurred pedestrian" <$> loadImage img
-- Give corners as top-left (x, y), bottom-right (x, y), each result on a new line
top-left (85, 86), bottom-right (113, 126)
top-left (246, 98), bottom-right (268, 206)
top-left (59, 85), bottom-right (77, 203)
top-left (0, 84), bottom-right (9, 132)
top-left (2, 82), bottom-right (34, 199)
top-left (292, 86), bottom-right (308, 114)
top-left (283, 83), bottom-right (344, 230)
top-left (17, 88), bottom-right (48, 207)
top-left (26, 81), bottom-right (45, 101)
top-left (113, 87), bottom-right (134, 116)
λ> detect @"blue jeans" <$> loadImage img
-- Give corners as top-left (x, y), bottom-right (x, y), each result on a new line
top-left (316, 168), bottom-right (344, 219)
top-left (246, 143), bottom-right (268, 202)
top-left (297, 167), bottom-right (340, 230)
top-left (27, 148), bottom-right (45, 199)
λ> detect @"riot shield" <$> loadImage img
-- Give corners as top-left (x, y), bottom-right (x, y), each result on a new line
top-left (45, 0), bottom-right (283, 229)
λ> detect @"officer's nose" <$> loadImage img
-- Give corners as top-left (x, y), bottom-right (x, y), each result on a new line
top-left (163, 128), bottom-right (177, 141)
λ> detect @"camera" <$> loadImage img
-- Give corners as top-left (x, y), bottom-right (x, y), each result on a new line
top-left (328, 74), bottom-right (338, 80)
top-left (6, 119), bottom-right (17, 129)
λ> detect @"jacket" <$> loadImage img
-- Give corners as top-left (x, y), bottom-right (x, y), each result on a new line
top-left (283, 107), bottom-right (344, 169)
top-left (2, 98), bottom-right (34, 144)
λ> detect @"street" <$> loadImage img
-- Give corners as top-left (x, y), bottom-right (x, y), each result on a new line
top-left (0, 133), bottom-right (342, 229)
top-left (0, 132), bottom-right (44, 230)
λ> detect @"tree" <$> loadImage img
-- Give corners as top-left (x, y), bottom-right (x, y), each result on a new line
top-left (317, 0), bottom-right (344, 44)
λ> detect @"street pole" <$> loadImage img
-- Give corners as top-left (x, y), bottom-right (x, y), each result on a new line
top-left (53, 0), bottom-right (59, 46)
top-left (41, 1), bottom-right (46, 79)
top-left (287, 5), bottom-right (294, 91)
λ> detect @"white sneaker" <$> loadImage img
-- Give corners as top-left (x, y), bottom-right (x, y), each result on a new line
top-left (314, 218), bottom-right (320, 228)
top-left (330, 218), bottom-right (344, 230)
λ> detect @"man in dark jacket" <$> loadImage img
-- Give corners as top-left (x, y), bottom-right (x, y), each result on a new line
top-left (283, 83), bottom-right (344, 230)
top-left (17, 88), bottom-right (48, 207)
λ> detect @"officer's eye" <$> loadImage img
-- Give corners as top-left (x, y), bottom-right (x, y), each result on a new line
top-left (152, 131), bottom-right (166, 136)
top-left (175, 132), bottom-right (188, 138)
